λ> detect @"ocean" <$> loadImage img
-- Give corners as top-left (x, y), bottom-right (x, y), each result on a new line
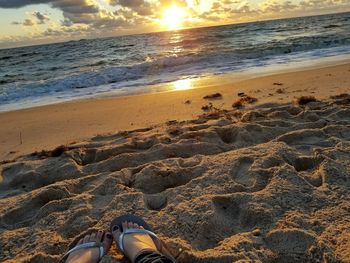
top-left (0, 12), bottom-right (350, 111)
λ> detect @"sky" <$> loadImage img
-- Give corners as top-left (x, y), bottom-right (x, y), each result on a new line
top-left (0, 0), bottom-right (349, 49)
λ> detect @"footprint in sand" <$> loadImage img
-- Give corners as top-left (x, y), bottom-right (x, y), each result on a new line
top-left (132, 159), bottom-right (206, 194)
top-left (144, 193), bottom-right (168, 211)
top-left (292, 156), bottom-right (323, 172)
top-left (230, 157), bottom-right (255, 188)
top-left (216, 126), bottom-right (238, 144)
top-left (265, 228), bottom-right (319, 260)
top-left (209, 194), bottom-right (273, 244)
top-left (1, 187), bottom-right (71, 229)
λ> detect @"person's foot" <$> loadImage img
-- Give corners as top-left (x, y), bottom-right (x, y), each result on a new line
top-left (112, 221), bottom-right (158, 262)
top-left (66, 230), bottom-right (113, 263)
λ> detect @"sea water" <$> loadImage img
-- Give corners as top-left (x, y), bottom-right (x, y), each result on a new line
top-left (0, 12), bottom-right (349, 111)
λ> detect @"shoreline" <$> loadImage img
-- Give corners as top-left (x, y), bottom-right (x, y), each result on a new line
top-left (2, 53), bottom-right (350, 113)
top-left (0, 62), bottom-right (349, 161)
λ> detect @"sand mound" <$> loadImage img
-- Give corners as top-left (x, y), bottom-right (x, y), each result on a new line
top-left (1, 97), bottom-right (350, 263)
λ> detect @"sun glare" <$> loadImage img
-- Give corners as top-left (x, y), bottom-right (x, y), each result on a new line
top-left (161, 5), bottom-right (187, 30)
top-left (173, 79), bottom-right (193, 91)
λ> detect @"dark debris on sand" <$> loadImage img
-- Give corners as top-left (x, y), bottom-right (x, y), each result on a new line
top-left (330, 93), bottom-right (350, 105)
top-left (201, 103), bottom-right (214, 111)
top-left (203, 93), bottom-right (223, 100)
top-left (31, 145), bottom-right (69, 158)
top-left (199, 102), bottom-right (237, 121)
top-left (276, 88), bottom-right (285, 94)
top-left (297, 96), bottom-right (318, 105)
top-left (232, 95), bottom-right (258, 108)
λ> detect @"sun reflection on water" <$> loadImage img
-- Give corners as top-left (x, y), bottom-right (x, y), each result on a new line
top-left (169, 32), bottom-right (183, 44)
top-left (169, 32), bottom-right (184, 56)
top-left (173, 79), bottom-right (193, 91)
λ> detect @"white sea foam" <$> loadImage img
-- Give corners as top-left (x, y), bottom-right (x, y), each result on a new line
top-left (0, 12), bottom-right (349, 111)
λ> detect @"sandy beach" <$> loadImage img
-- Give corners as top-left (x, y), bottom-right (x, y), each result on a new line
top-left (0, 62), bottom-right (350, 262)
top-left (1, 62), bottom-right (350, 161)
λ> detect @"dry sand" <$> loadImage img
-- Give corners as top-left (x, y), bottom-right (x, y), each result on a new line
top-left (0, 63), bottom-right (350, 262)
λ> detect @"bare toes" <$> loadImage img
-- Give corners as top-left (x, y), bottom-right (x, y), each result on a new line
top-left (83, 234), bottom-right (90, 243)
top-left (112, 225), bottom-right (122, 242)
top-left (96, 230), bottom-right (104, 242)
top-left (89, 232), bottom-right (96, 242)
top-left (103, 232), bottom-right (113, 253)
top-left (77, 238), bottom-right (84, 245)
top-left (122, 221), bottom-right (128, 231)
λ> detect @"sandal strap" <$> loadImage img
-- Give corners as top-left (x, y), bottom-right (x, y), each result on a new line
top-left (118, 229), bottom-right (161, 253)
top-left (59, 242), bottom-right (104, 263)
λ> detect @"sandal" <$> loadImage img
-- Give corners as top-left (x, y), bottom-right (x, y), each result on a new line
top-left (59, 230), bottom-right (112, 263)
top-left (110, 214), bottom-right (176, 262)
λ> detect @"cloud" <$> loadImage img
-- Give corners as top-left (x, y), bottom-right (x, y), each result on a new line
top-left (52, 0), bottom-right (99, 15)
top-left (3, 0), bottom-right (150, 33)
top-left (0, 0), bottom-right (101, 25)
top-left (33, 11), bottom-right (50, 24)
top-left (261, 1), bottom-right (298, 13)
top-left (299, 0), bottom-right (350, 9)
top-left (1, 0), bottom-right (350, 49)
top-left (61, 18), bottom-right (74, 27)
top-left (0, 0), bottom-right (52, 8)
top-left (11, 11), bottom-right (50, 26)
top-left (260, 0), bottom-right (350, 15)
top-left (51, 0), bottom-right (100, 25)
top-left (186, 0), bottom-right (215, 14)
top-left (23, 18), bottom-right (35, 26)
top-left (111, 0), bottom-right (145, 7)
top-left (2, 0), bottom-right (350, 30)
top-left (109, 0), bottom-right (155, 16)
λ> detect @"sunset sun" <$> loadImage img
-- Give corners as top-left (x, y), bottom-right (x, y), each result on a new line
top-left (160, 5), bottom-right (187, 30)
